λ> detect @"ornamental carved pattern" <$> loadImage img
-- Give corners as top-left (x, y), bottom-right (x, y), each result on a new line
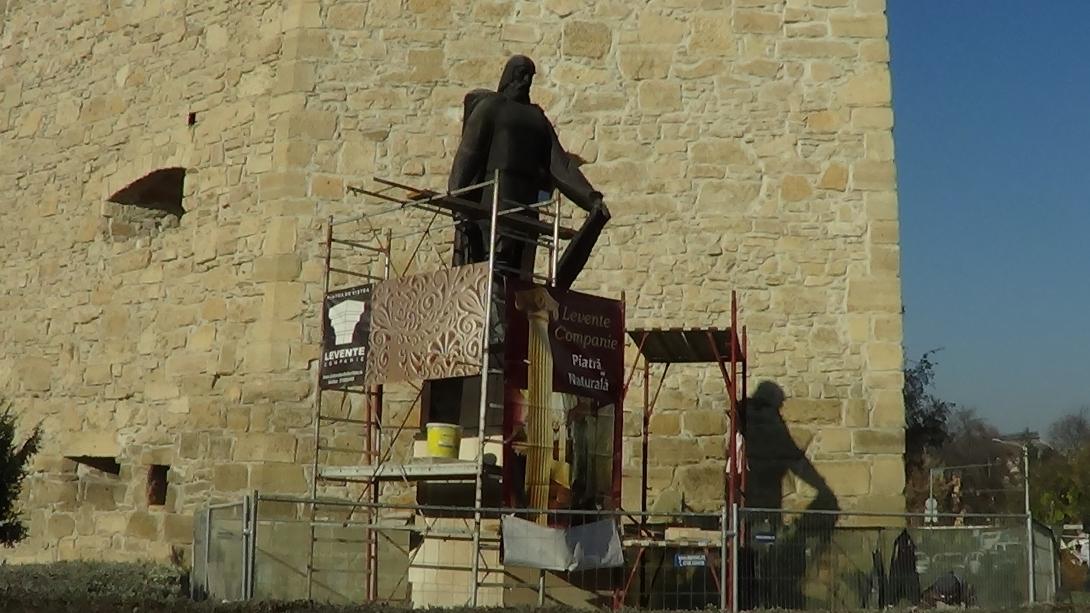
top-left (364, 263), bottom-right (489, 384)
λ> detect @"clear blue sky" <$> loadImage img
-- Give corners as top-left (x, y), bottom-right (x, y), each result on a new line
top-left (888, 2), bottom-right (1090, 435)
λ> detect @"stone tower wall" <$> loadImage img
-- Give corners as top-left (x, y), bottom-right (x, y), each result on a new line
top-left (0, 0), bottom-right (904, 562)
top-left (0, 0), bottom-right (326, 561)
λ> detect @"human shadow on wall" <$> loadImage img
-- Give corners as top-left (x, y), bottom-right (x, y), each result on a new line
top-left (741, 380), bottom-right (840, 610)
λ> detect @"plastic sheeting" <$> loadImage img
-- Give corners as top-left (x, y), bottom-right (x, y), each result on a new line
top-left (501, 515), bottom-right (623, 571)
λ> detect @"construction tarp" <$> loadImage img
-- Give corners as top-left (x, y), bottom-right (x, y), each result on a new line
top-left (501, 515), bottom-right (624, 571)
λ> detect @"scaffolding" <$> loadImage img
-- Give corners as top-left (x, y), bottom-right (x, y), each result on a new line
top-left (304, 171), bottom-right (747, 609)
top-left (619, 296), bottom-right (748, 609)
top-left (307, 171), bottom-right (577, 605)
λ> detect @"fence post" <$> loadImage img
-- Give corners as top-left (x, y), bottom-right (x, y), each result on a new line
top-left (720, 505), bottom-right (729, 612)
top-left (1049, 526), bottom-right (1058, 599)
top-left (203, 507), bottom-right (212, 600)
top-left (241, 495), bottom-right (251, 601)
top-left (248, 490), bottom-right (260, 600)
top-left (731, 503), bottom-right (740, 613)
top-left (1026, 513), bottom-right (1035, 604)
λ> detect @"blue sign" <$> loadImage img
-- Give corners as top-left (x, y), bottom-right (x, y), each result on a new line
top-left (674, 553), bottom-right (706, 568)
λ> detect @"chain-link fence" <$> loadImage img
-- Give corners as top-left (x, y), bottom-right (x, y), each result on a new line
top-left (194, 495), bottom-right (1056, 610)
top-left (738, 508), bottom-right (1048, 610)
top-left (192, 500), bottom-right (248, 601)
top-left (1032, 518), bottom-right (1058, 603)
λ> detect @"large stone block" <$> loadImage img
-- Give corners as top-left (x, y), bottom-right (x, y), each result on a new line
top-left (327, 3), bottom-right (367, 29)
top-left (779, 398), bottom-right (841, 425)
top-left (778, 39), bottom-right (855, 59)
top-left (637, 80), bottom-right (682, 113)
top-left (126, 512), bottom-right (159, 540)
top-left (234, 432), bottom-right (297, 463)
top-left (675, 462), bottom-right (725, 511)
top-left (846, 278), bottom-right (901, 312)
top-left (17, 356), bottom-right (53, 392)
top-left (852, 107), bottom-right (894, 130)
top-left (830, 15), bottom-right (888, 39)
top-left (282, 30), bottom-right (331, 59)
top-left (865, 131), bottom-right (895, 161)
top-left (647, 412), bottom-right (680, 436)
top-left (247, 320), bottom-right (304, 342)
top-left (617, 46), bottom-right (673, 80)
top-left (869, 389), bottom-right (905, 427)
top-left (250, 463), bottom-right (308, 494)
top-left (562, 21), bottom-right (611, 58)
top-left (812, 461), bottom-right (871, 497)
top-left (690, 139), bottom-right (751, 165)
top-left (263, 217), bottom-right (298, 255)
top-left (273, 61), bottom-right (316, 95)
top-left (838, 70), bottom-right (892, 107)
top-left (143, 377), bottom-right (179, 401)
top-left (851, 494), bottom-right (906, 516)
top-left (647, 437), bottom-right (703, 466)
top-left (260, 282), bottom-right (306, 320)
top-left (47, 513), bottom-right (76, 539)
top-left (815, 428), bottom-right (852, 454)
top-left (852, 429), bottom-right (904, 454)
top-left (500, 23), bottom-right (540, 43)
top-left (165, 352), bottom-right (210, 377)
top-left (310, 174), bottom-right (344, 199)
top-left (682, 410), bottom-right (726, 436)
top-left (241, 341), bottom-right (290, 373)
top-left (259, 171), bottom-right (308, 199)
top-left (253, 254), bottom-right (302, 281)
top-left (83, 482), bottom-right (121, 510)
top-left (853, 160), bottom-right (896, 190)
top-left (863, 342), bottom-right (902, 371)
top-left (162, 513), bottom-right (194, 544)
top-left (111, 248), bottom-right (152, 274)
top-left (690, 12), bottom-right (735, 55)
top-left (733, 10), bottom-right (782, 34)
top-left (239, 380), bottom-right (310, 403)
top-left (844, 399), bottom-right (868, 428)
top-left (637, 13), bottom-right (688, 44)
top-left (60, 431), bottom-right (119, 457)
top-left (870, 456), bottom-right (906, 496)
top-left (806, 110), bottom-right (845, 133)
top-left (94, 513), bottom-right (128, 535)
top-left (781, 175), bottom-right (813, 202)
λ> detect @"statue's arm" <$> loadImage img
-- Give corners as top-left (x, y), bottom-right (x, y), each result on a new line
top-left (448, 97), bottom-right (496, 193)
top-left (547, 120), bottom-right (604, 213)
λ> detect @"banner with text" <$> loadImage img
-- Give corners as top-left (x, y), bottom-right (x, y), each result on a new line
top-left (320, 284), bottom-right (374, 389)
top-left (546, 289), bottom-right (623, 404)
top-left (503, 283), bottom-right (624, 404)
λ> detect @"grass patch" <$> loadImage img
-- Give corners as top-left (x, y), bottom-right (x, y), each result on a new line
top-left (1, 561), bottom-right (1088, 612)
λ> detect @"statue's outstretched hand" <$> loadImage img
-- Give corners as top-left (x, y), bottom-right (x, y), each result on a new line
top-left (592, 198), bottom-right (611, 222)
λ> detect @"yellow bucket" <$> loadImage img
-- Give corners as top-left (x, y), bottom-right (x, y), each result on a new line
top-left (425, 423), bottom-right (461, 459)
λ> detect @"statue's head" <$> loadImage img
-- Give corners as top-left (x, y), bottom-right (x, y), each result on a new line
top-left (751, 380), bottom-right (786, 413)
top-left (498, 55), bottom-right (535, 103)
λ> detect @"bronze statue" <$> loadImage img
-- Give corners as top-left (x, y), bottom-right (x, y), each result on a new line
top-left (428, 56), bottom-right (612, 427)
top-left (448, 55), bottom-right (610, 289)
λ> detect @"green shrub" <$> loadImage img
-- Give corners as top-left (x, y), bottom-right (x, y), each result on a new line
top-left (0, 400), bottom-right (41, 547)
top-left (0, 561), bottom-right (187, 601)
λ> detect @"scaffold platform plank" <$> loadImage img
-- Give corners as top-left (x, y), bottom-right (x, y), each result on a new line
top-left (350, 180), bottom-right (578, 239)
top-left (319, 461), bottom-right (500, 482)
top-left (627, 327), bottom-right (744, 364)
